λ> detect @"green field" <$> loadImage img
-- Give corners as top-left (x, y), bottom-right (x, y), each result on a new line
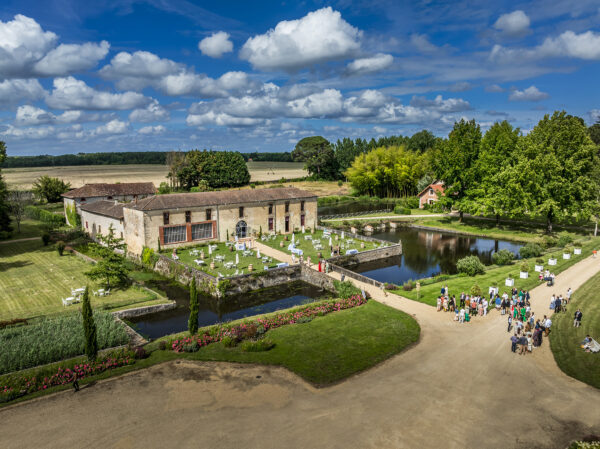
top-left (260, 229), bottom-right (385, 262)
top-left (550, 271), bottom-right (600, 389)
top-left (163, 241), bottom-right (283, 277)
top-left (393, 236), bottom-right (600, 306)
top-left (0, 240), bottom-right (161, 320)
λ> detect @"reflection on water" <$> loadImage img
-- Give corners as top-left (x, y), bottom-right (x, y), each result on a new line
top-left (128, 279), bottom-right (330, 339)
top-left (318, 201), bottom-right (395, 216)
top-left (350, 226), bottom-right (523, 285)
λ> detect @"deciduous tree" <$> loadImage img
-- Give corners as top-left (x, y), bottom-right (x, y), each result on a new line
top-left (32, 176), bottom-right (71, 203)
top-left (292, 136), bottom-right (338, 180)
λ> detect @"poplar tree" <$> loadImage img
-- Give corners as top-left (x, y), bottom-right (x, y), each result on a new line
top-left (81, 286), bottom-right (98, 361)
top-left (188, 279), bottom-right (199, 335)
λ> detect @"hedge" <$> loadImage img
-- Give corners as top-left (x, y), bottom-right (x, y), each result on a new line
top-left (24, 206), bottom-right (65, 227)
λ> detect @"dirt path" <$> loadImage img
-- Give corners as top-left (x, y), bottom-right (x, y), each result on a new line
top-left (1, 252), bottom-right (599, 449)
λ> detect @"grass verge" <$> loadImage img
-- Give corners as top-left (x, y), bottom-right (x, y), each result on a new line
top-left (391, 236), bottom-right (599, 307)
top-left (549, 270), bottom-right (600, 389)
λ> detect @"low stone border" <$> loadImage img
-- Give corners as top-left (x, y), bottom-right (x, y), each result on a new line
top-left (112, 301), bottom-right (177, 319)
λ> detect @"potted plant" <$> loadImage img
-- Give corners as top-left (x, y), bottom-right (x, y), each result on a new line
top-left (505, 274), bottom-right (514, 287)
top-left (534, 258), bottom-right (544, 272)
top-left (548, 257), bottom-right (557, 266)
top-left (519, 262), bottom-right (530, 279)
top-left (562, 249), bottom-right (571, 260)
top-left (573, 247), bottom-right (582, 255)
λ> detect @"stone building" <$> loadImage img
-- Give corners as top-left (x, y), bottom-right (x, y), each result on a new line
top-left (418, 180), bottom-right (445, 209)
top-left (80, 200), bottom-right (125, 239)
top-left (62, 182), bottom-right (156, 225)
top-left (122, 187), bottom-right (317, 255)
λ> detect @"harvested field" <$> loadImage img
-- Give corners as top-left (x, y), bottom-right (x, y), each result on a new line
top-left (3, 162), bottom-right (307, 190)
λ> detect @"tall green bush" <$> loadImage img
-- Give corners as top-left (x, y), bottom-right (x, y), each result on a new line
top-left (456, 256), bottom-right (485, 276)
top-left (334, 280), bottom-right (361, 299)
top-left (81, 286), bottom-right (98, 361)
top-left (557, 232), bottom-right (573, 247)
top-left (519, 242), bottom-right (543, 258)
top-left (24, 205), bottom-right (65, 227)
top-left (492, 249), bottom-right (514, 265)
top-left (188, 280), bottom-right (199, 335)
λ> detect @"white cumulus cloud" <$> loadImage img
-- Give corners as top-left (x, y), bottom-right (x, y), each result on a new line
top-left (346, 53), bottom-right (393, 75)
top-left (46, 76), bottom-right (151, 110)
top-left (138, 125), bottom-right (166, 134)
top-left (33, 41), bottom-right (110, 76)
top-left (198, 31), bottom-right (233, 58)
top-left (0, 79), bottom-right (45, 105)
top-left (129, 100), bottom-right (170, 122)
top-left (287, 89), bottom-right (343, 118)
top-left (508, 85), bottom-right (549, 101)
top-left (94, 119), bottom-right (129, 135)
top-left (539, 30), bottom-right (600, 60)
top-left (240, 7), bottom-right (361, 71)
top-left (494, 10), bottom-right (530, 37)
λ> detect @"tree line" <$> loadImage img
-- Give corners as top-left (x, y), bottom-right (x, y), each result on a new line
top-left (1, 151), bottom-right (293, 168)
top-left (340, 111), bottom-right (600, 232)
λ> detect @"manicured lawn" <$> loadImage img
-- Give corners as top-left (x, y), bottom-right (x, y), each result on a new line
top-left (549, 271), bottom-right (600, 389)
top-left (2, 218), bottom-right (56, 241)
top-left (162, 241), bottom-right (283, 277)
top-left (1, 299), bottom-right (419, 404)
top-left (261, 229), bottom-right (385, 262)
top-left (392, 236), bottom-right (600, 306)
top-left (0, 240), bottom-right (159, 320)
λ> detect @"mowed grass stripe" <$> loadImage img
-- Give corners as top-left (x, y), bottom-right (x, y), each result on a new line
top-left (0, 240), bottom-right (156, 320)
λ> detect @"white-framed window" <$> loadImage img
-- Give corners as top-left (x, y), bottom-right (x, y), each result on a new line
top-left (163, 225), bottom-right (186, 244)
top-left (192, 223), bottom-right (213, 240)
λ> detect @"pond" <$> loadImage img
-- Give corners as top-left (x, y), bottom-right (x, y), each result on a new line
top-left (127, 279), bottom-right (331, 340)
top-left (318, 200), bottom-right (395, 217)
top-left (348, 226), bottom-right (523, 285)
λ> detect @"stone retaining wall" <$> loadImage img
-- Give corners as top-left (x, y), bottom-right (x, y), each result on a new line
top-left (328, 243), bottom-right (403, 267)
top-left (112, 301), bottom-right (177, 319)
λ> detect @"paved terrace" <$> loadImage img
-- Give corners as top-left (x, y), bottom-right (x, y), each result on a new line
top-left (1, 242), bottom-right (599, 449)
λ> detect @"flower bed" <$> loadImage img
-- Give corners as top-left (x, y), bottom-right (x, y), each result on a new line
top-left (1, 350), bottom-right (134, 403)
top-left (171, 295), bottom-right (368, 352)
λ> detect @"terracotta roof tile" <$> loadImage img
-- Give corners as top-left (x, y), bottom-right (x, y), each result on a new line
top-left (63, 182), bottom-right (156, 198)
top-left (125, 187), bottom-right (316, 211)
top-left (79, 200), bottom-right (125, 219)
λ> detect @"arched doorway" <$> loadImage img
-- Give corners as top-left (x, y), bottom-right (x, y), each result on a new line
top-left (236, 220), bottom-right (247, 238)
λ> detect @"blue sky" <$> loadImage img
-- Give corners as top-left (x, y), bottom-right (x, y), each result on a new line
top-left (0, 0), bottom-right (599, 156)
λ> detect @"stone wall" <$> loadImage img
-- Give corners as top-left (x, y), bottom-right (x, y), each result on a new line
top-left (299, 264), bottom-right (337, 291)
top-left (223, 265), bottom-right (303, 295)
top-left (113, 301), bottom-right (177, 319)
top-left (81, 209), bottom-right (123, 239)
top-left (327, 243), bottom-right (403, 267)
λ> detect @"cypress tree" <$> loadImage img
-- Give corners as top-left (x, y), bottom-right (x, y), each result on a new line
top-left (188, 279), bottom-right (198, 335)
top-left (81, 286), bottom-right (98, 360)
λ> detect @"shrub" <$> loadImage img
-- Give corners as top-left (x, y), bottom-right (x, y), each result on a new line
top-left (520, 262), bottom-right (530, 273)
top-left (405, 196), bottom-right (419, 209)
top-left (403, 279), bottom-right (414, 291)
top-left (456, 256), bottom-right (485, 276)
top-left (384, 283), bottom-right (397, 290)
top-left (470, 284), bottom-right (482, 297)
top-left (141, 246), bottom-right (158, 267)
top-left (536, 258), bottom-right (544, 265)
top-left (133, 346), bottom-right (148, 359)
top-left (256, 325), bottom-right (266, 337)
top-left (41, 232), bottom-right (51, 246)
top-left (222, 336), bottom-right (237, 348)
top-left (334, 280), bottom-right (361, 299)
top-left (557, 232), bottom-right (573, 247)
top-left (241, 339), bottom-right (275, 352)
top-left (542, 235), bottom-right (558, 248)
top-left (519, 242), bottom-right (543, 258)
top-left (158, 340), bottom-right (167, 351)
top-left (183, 341), bottom-right (199, 352)
top-left (24, 205), bottom-right (65, 228)
top-left (243, 324), bottom-right (258, 338)
top-left (296, 316), bottom-right (313, 324)
top-left (393, 205), bottom-right (411, 215)
top-left (56, 240), bottom-right (66, 256)
top-left (492, 249), bottom-right (514, 266)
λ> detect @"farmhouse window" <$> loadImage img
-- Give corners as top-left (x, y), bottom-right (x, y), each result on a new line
top-left (185, 211), bottom-right (191, 223)
top-left (85, 221), bottom-right (88, 229)
top-left (429, 188), bottom-right (434, 194)
top-left (192, 222), bottom-right (213, 240)
top-left (98, 225), bottom-right (101, 233)
top-left (163, 212), bottom-right (169, 225)
top-left (80, 198), bottom-right (86, 202)
top-left (206, 208), bottom-right (212, 221)
top-left (285, 202), bottom-right (289, 213)
top-left (163, 225), bottom-right (186, 244)
top-left (239, 207), bottom-right (244, 218)
top-left (120, 232), bottom-right (123, 238)
top-left (107, 196), bottom-right (113, 200)
top-left (268, 203), bottom-right (273, 214)
top-left (300, 201), bottom-right (305, 211)
top-left (300, 214), bottom-right (305, 227)
top-left (268, 217), bottom-right (274, 231)
top-left (285, 216), bottom-right (289, 232)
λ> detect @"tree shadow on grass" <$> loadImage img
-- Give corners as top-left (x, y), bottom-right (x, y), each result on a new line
top-left (0, 260), bottom-right (33, 272)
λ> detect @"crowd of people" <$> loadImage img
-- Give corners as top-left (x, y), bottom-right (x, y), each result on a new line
top-left (436, 285), bottom-right (492, 323)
